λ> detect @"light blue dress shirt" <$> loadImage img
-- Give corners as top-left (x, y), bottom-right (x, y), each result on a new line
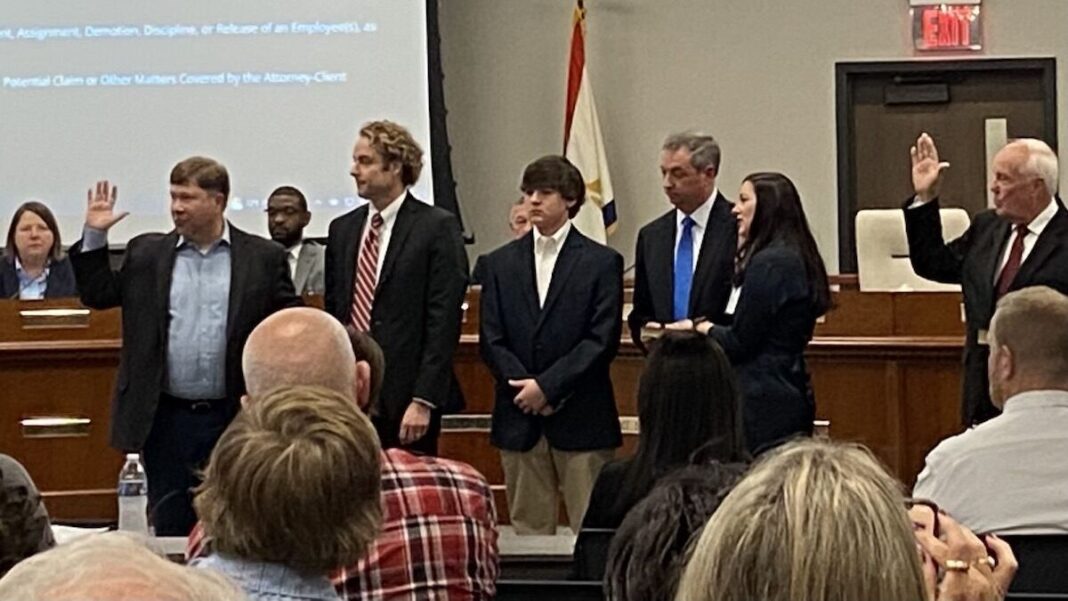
top-left (14, 257), bottom-right (49, 300)
top-left (192, 553), bottom-right (341, 601)
top-left (83, 224), bottom-right (231, 399)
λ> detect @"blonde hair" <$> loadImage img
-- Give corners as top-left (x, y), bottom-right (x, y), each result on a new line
top-left (195, 386), bottom-right (382, 573)
top-left (359, 120), bottom-right (424, 186)
top-left (990, 285), bottom-right (1068, 380)
top-left (0, 531), bottom-right (245, 600)
top-left (675, 439), bottom-right (927, 601)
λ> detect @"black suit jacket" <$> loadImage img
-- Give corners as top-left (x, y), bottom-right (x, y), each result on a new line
top-left (324, 194), bottom-right (469, 422)
top-left (0, 256), bottom-right (78, 298)
top-left (710, 245), bottom-right (818, 454)
top-left (904, 199), bottom-right (1068, 424)
top-left (478, 227), bottom-right (623, 452)
top-left (628, 193), bottom-right (736, 349)
top-left (69, 224), bottom-right (300, 450)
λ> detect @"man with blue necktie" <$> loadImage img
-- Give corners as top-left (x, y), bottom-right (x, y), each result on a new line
top-left (628, 132), bottom-right (737, 351)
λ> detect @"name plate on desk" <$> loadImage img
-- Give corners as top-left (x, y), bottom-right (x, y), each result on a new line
top-left (19, 307), bottom-right (91, 329)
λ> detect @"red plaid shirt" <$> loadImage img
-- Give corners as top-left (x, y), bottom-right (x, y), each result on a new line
top-left (187, 448), bottom-right (499, 601)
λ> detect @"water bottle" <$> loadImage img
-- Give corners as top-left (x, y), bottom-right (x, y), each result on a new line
top-left (117, 453), bottom-right (150, 535)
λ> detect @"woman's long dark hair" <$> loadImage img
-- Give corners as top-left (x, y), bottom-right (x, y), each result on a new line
top-left (609, 332), bottom-right (748, 520)
top-left (735, 172), bottom-right (831, 315)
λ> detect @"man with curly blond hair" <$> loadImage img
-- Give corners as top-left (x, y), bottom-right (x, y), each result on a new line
top-left (325, 120), bottom-right (468, 455)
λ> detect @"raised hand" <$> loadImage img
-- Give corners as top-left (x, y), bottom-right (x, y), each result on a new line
top-left (911, 133), bottom-right (951, 204)
top-left (85, 180), bottom-right (128, 231)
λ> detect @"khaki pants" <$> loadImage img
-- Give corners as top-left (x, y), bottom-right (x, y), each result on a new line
top-left (500, 436), bottom-right (614, 534)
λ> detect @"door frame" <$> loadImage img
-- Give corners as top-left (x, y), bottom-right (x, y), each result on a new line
top-left (835, 58), bottom-right (1058, 272)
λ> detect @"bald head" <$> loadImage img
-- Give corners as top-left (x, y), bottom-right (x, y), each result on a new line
top-left (242, 308), bottom-right (356, 401)
top-left (0, 532), bottom-right (246, 601)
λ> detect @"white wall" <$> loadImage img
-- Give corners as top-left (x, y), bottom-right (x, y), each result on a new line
top-left (440, 0), bottom-right (1068, 272)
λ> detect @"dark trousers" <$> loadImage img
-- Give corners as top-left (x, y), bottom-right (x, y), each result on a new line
top-left (141, 394), bottom-right (234, 536)
top-left (372, 409), bottom-right (442, 456)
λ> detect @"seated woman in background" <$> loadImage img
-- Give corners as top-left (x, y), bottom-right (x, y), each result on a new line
top-left (603, 462), bottom-right (744, 601)
top-left (677, 172), bottom-right (831, 454)
top-left (580, 331), bottom-right (748, 531)
top-left (0, 454), bottom-right (56, 578)
top-left (676, 438), bottom-right (1017, 601)
top-left (0, 201), bottom-right (77, 300)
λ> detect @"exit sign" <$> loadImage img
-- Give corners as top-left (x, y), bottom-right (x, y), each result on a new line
top-left (910, 0), bottom-right (982, 51)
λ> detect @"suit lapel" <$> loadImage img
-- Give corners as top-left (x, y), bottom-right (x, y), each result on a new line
top-left (293, 242), bottom-right (313, 292)
top-left (226, 224), bottom-right (248, 340)
top-left (156, 232), bottom-right (180, 343)
top-left (344, 208), bottom-right (369, 295)
top-left (981, 218), bottom-right (1010, 286)
top-left (537, 228), bottom-right (584, 330)
top-left (650, 213), bottom-right (676, 317)
top-left (513, 233), bottom-right (540, 322)
top-left (1014, 206), bottom-right (1068, 287)
top-left (378, 194), bottom-right (418, 289)
top-left (691, 193), bottom-right (733, 313)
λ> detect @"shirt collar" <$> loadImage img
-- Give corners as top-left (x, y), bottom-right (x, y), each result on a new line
top-left (533, 219), bottom-right (572, 249)
top-left (177, 220), bottom-right (231, 251)
top-left (1001, 389), bottom-right (1068, 414)
top-left (1024, 198), bottom-right (1058, 237)
top-left (677, 187), bottom-right (718, 230)
top-left (371, 190), bottom-right (407, 225)
top-left (13, 257), bottom-right (49, 280)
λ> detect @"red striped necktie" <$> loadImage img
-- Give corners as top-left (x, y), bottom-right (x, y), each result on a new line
top-left (350, 213), bottom-right (384, 331)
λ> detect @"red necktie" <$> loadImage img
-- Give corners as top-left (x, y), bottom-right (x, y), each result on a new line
top-left (995, 224), bottom-right (1029, 299)
top-left (350, 213), bottom-right (384, 331)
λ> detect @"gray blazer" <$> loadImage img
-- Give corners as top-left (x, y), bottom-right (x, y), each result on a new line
top-left (294, 241), bottom-right (325, 295)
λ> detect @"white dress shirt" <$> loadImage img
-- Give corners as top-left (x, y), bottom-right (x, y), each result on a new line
top-left (674, 188), bottom-right (718, 275)
top-left (360, 191), bottom-right (406, 280)
top-left (533, 220), bottom-right (572, 307)
top-left (994, 198), bottom-right (1057, 281)
top-left (285, 242), bottom-right (301, 278)
top-left (913, 389), bottom-right (1068, 534)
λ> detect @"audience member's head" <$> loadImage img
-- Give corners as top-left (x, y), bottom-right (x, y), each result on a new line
top-left (676, 438), bottom-right (927, 601)
top-left (988, 285), bottom-right (1068, 408)
top-left (265, 185), bottom-right (311, 249)
top-left (346, 326), bottom-right (385, 411)
top-left (508, 197), bottom-right (531, 239)
top-left (5, 201), bottom-right (63, 265)
top-left (195, 386), bottom-right (382, 574)
top-left (0, 465), bottom-right (51, 579)
top-left (0, 532), bottom-right (246, 600)
top-left (242, 307), bottom-right (357, 402)
top-left (604, 462), bottom-right (745, 601)
top-left (610, 332), bottom-right (747, 519)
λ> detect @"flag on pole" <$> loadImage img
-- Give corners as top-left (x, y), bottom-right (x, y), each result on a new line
top-left (564, 0), bottom-right (617, 244)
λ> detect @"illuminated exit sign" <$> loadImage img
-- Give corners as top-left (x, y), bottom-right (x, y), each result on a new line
top-left (910, 0), bottom-right (982, 51)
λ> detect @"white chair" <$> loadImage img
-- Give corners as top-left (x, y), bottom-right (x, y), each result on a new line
top-left (855, 208), bottom-right (970, 292)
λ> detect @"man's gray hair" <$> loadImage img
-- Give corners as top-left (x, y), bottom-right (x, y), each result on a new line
top-left (662, 132), bottom-right (722, 173)
top-left (1011, 138), bottom-right (1059, 197)
top-left (0, 531), bottom-right (247, 600)
top-left (242, 308), bottom-right (356, 401)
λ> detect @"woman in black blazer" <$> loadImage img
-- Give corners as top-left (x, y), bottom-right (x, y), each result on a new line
top-left (581, 331), bottom-right (749, 531)
top-left (685, 172), bottom-right (831, 455)
top-left (1, 201), bottom-right (77, 299)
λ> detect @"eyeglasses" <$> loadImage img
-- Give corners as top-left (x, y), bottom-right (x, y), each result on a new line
top-left (265, 207), bottom-right (303, 218)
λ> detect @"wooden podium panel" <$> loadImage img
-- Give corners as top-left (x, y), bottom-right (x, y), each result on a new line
top-left (0, 299), bottom-right (124, 521)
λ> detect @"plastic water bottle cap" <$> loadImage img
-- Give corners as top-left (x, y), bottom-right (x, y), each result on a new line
top-left (126, 453), bottom-right (139, 461)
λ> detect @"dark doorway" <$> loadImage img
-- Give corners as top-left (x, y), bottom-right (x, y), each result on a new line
top-left (836, 58), bottom-right (1057, 272)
